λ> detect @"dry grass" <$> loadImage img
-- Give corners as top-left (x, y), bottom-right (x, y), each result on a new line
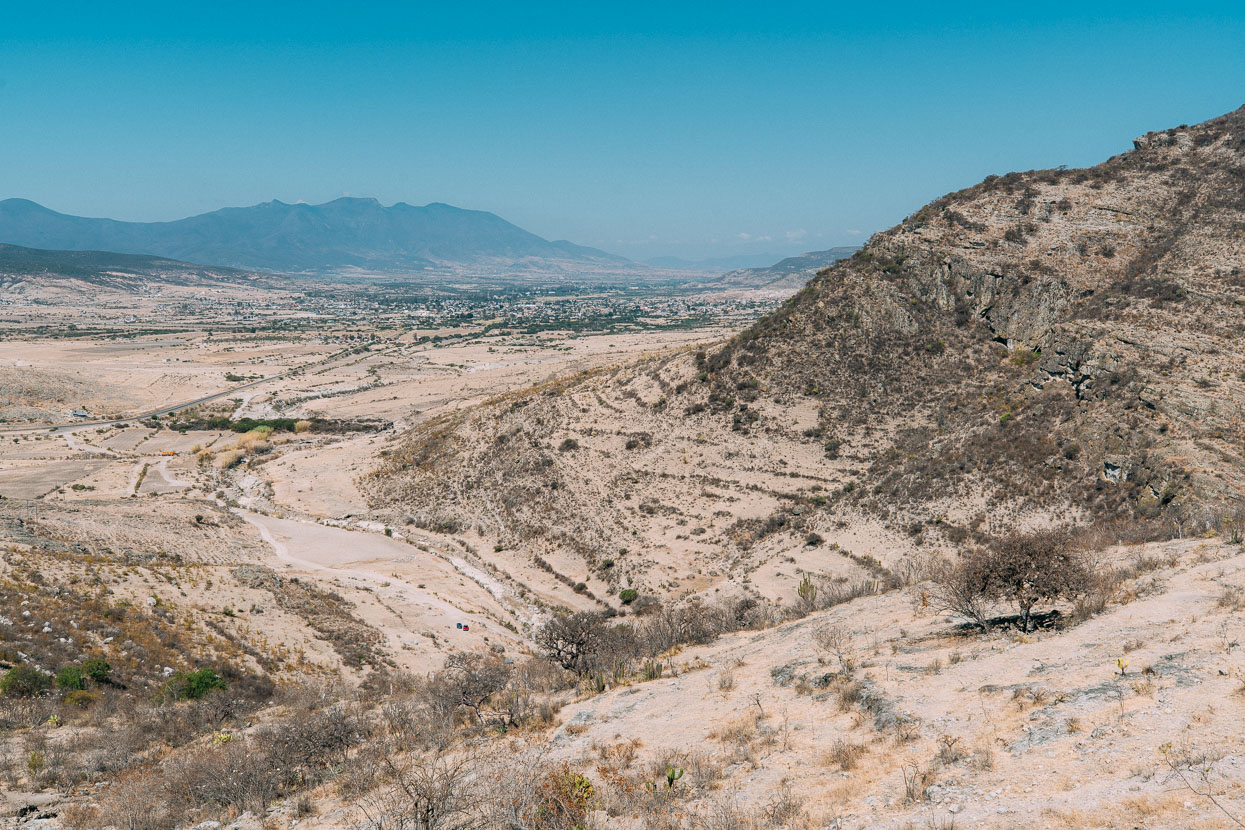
top-left (823, 739), bottom-right (867, 770)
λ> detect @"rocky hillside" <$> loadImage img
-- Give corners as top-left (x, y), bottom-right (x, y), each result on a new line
top-left (365, 106), bottom-right (1245, 604)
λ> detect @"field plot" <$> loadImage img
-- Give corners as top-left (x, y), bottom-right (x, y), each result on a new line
top-left (0, 457), bottom-right (113, 498)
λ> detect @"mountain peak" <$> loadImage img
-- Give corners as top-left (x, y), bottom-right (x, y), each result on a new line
top-left (0, 197), bottom-right (57, 213)
top-left (323, 196), bottom-right (382, 207)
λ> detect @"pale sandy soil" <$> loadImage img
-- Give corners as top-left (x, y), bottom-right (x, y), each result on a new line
top-left (533, 537), bottom-right (1245, 829)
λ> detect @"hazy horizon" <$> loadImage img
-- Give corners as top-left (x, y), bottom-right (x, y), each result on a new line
top-left (2, 2), bottom-right (1244, 262)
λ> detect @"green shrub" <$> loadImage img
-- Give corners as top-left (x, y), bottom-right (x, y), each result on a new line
top-left (1009, 349), bottom-right (1039, 367)
top-left (1, 664), bottom-right (52, 698)
top-left (164, 668), bottom-right (226, 700)
top-left (55, 665), bottom-right (86, 691)
top-left (82, 657), bottom-right (111, 683)
top-left (619, 588), bottom-right (638, 605)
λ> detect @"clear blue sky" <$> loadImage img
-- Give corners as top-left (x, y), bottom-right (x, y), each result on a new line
top-left (2, 2), bottom-right (1243, 261)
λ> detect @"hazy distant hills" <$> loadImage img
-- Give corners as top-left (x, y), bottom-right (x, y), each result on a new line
top-left (0, 197), bottom-right (630, 274)
top-left (644, 252), bottom-right (799, 272)
top-left (0, 242), bottom-right (269, 289)
top-left (707, 246), bottom-right (860, 290)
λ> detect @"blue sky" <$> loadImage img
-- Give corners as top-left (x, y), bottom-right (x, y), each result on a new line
top-left (2, 2), bottom-right (1243, 261)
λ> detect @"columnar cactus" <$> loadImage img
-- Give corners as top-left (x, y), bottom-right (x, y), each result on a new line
top-left (666, 764), bottom-right (684, 788)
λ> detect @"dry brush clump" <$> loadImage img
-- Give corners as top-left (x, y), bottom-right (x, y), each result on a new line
top-left (60, 648), bottom-right (571, 829)
top-left (63, 692), bottom-right (367, 829)
top-left (532, 596), bottom-right (773, 691)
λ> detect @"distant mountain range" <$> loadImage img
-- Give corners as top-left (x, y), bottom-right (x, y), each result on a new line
top-left (707, 246), bottom-right (860, 290)
top-left (0, 197), bottom-right (629, 274)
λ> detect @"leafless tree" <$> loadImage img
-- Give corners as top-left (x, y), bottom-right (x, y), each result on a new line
top-left (434, 653), bottom-right (511, 724)
top-left (931, 527), bottom-right (1090, 631)
top-left (361, 749), bottom-right (483, 830)
top-left (812, 623), bottom-right (856, 676)
top-left (987, 527), bottom-right (1089, 631)
top-left (534, 612), bottom-right (608, 675)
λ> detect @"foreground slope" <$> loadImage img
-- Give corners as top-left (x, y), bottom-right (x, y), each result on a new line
top-left (533, 536), bottom-right (1245, 829)
top-left (367, 106), bottom-right (1245, 604)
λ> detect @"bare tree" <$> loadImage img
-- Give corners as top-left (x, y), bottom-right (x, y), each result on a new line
top-left (930, 528), bottom-right (1091, 632)
top-left (928, 553), bottom-right (995, 631)
top-left (535, 612), bottom-right (608, 676)
top-left (988, 528), bottom-right (1089, 631)
top-left (812, 623), bottom-right (856, 676)
top-left (362, 749), bottom-right (483, 830)
top-left (435, 654), bottom-right (511, 724)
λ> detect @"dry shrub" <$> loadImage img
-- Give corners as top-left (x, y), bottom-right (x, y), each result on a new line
top-left (969, 745), bottom-right (995, 770)
top-left (692, 797), bottom-right (761, 830)
top-left (894, 718), bottom-right (922, 744)
top-left (825, 739), bottom-right (866, 770)
top-left (361, 748), bottom-right (479, 830)
top-left (597, 739), bottom-right (640, 770)
top-left (1073, 567), bottom-right (1119, 622)
top-left (684, 749), bottom-right (725, 787)
top-left (1217, 584), bottom-right (1245, 611)
top-left (812, 623), bottom-right (856, 677)
top-left (0, 695), bottom-right (56, 730)
top-left (761, 781), bottom-right (806, 826)
top-left (362, 740), bottom-right (595, 830)
top-left (902, 764), bottom-right (937, 803)
top-left (216, 448), bottom-right (246, 469)
top-left (80, 769), bottom-right (177, 830)
top-left (935, 734), bottom-right (965, 765)
top-left (161, 738), bottom-right (284, 815)
top-left (710, 715), bottom-right (758, 747)
top-left (836, 679), bottom-right (864, 712)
